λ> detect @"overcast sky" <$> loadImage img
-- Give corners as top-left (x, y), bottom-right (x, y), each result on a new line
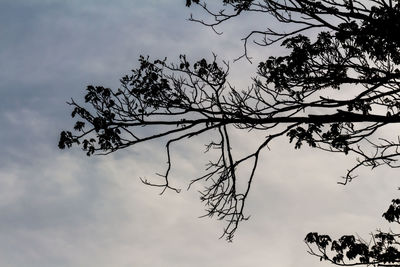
top-left (1, 1), bottom-right (399, 267)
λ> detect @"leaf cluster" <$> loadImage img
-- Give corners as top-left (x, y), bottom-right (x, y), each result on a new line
top-left (306, 198), bottom-right (400, 266)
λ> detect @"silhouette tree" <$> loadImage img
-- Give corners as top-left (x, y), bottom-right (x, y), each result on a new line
top-left (59, 0), bottom-right (400, 241)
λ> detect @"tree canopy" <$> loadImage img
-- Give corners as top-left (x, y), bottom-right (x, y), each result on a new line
top-left (59, 0), bottom-right (400, 242)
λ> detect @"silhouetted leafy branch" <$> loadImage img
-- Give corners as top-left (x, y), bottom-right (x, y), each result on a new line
top-left (306, 199), bottom-right (400, 266)
top-left (60, 0), bottom-right (400, 241)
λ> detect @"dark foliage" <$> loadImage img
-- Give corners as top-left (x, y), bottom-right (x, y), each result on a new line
top-left (306, 198), bottom-right (400, 266)
top-left (60, 0), bottom-right (400, 241)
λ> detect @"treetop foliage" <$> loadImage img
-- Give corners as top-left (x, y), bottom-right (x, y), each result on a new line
top-left (305, 199), bottom-right (400, 266)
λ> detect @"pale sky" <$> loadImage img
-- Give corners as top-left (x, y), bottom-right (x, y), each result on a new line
top-left (1, 1), bottom-right (399, 267)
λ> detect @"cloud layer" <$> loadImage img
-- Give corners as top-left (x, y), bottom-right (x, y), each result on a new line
top-left (1, 1), bottom-right (399, 267)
